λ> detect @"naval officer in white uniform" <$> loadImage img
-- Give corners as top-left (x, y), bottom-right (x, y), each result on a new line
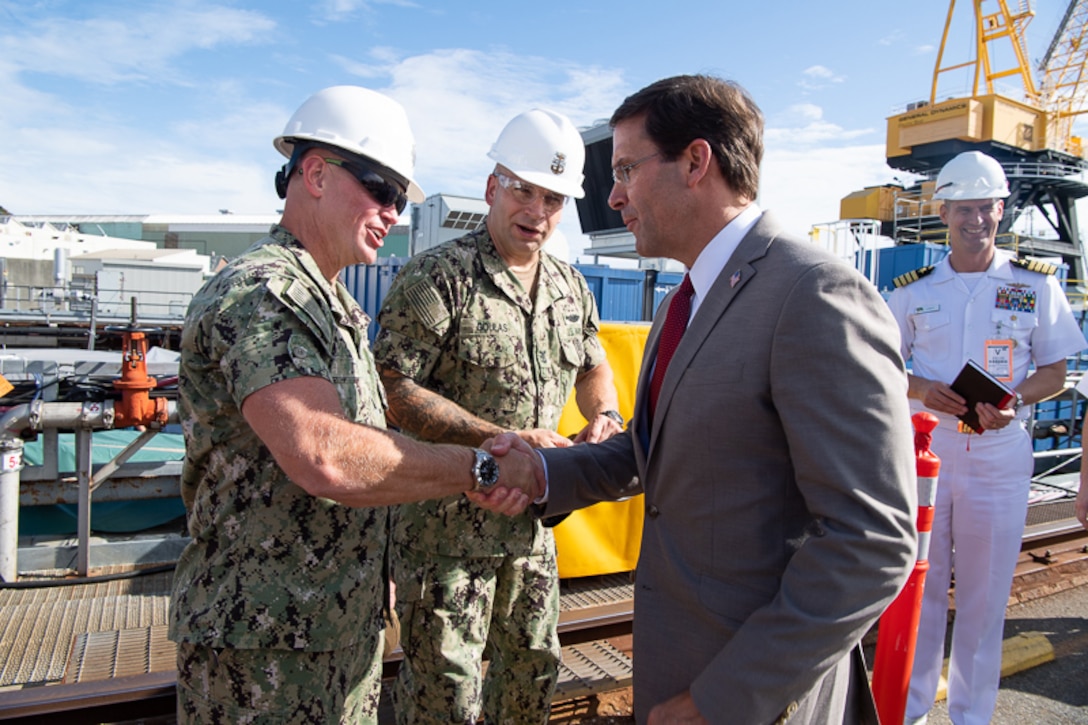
top-left (887, 150), bottom-right (1086, 725)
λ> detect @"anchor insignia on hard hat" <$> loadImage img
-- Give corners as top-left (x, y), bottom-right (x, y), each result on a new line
top-left (550, 152), bottom-right (566, 175)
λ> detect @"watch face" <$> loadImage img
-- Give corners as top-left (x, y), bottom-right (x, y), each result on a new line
top-left (474, 449), bottom-right (500, 489)
top-left (480, 456), bottom-right (499, 485)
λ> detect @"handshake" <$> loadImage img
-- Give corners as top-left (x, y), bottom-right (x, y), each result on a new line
top-left (467, 413), bottom-right (622, 515)
top-left (466, 432), bottom-right (549, 516)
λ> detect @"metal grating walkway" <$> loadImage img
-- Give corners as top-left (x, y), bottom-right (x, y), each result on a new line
top-left (0, 568), bottom-right (172, 688)
top-left (64, 624), bottom-right (175, 683)
top-left (0, 568), bottom-right (634, 692)
top-left (554, 640), bottom-right (633, 700)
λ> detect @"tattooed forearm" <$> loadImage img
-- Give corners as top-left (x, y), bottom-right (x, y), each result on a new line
top-left (379, 368), bottom-right (502, 446)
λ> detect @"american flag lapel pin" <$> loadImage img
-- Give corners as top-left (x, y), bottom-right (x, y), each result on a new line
top-left (730, 270), bottom-right (741, 288)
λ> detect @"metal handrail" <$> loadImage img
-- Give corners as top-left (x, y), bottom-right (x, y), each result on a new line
top-left (0, 284), bottom-right (191, 319)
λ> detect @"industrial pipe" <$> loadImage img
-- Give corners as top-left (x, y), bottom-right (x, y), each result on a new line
top-left (0, 437), bottom-right (24, 582)
top-left (0, 397), bottom-right (178, 579)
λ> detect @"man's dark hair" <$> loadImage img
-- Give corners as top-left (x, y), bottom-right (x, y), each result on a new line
top-left (611, 74), bottom-right (763, 200)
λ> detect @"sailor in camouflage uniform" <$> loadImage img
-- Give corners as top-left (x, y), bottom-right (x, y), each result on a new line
top-left (374, 110), bottom-right (623, 725)
top-left (169, 86), bottom-right (539, 725)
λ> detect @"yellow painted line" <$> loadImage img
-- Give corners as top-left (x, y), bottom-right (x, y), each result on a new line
top-left (935, 632), bottom-right (1054, 702)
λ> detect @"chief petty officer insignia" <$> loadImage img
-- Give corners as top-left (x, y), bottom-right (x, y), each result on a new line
top-left (550, 152), bottom-right (566, 175)
top-left (892, 265), bottom-right (935, 288)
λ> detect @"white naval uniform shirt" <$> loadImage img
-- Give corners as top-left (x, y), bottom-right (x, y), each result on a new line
top-left (886, 249), bottom-right (1086, 432)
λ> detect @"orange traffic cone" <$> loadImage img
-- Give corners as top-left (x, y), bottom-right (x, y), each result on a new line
top-left (872, 411), bottom-right (940, 725)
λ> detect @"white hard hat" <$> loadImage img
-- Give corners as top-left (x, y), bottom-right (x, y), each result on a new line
top-left (933, 151), bottom-right (1010, 201)
top-left (487, 109), bottom-right (586, 199)
top-left (274, 85), bottom-right (424, 203)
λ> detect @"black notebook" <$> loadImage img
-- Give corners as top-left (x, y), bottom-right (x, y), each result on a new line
top-left (949, 359), bottom-right (1015, 434)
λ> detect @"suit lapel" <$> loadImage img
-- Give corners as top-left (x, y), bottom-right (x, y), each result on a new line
top-left (641, 215), bottom-right (779, 459)
top-left (630, 311), bottom-right (663, 472)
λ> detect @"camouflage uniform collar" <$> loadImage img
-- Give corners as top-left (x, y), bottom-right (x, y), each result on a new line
top-left (268, 224), bottom-right (336, 291)
top-left (266, 224), bottom-right (365, 327)
top-left (472, 225), bottom-right (573, 313)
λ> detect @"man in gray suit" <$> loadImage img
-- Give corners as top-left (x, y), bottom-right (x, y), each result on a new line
top-left (478, 75), bottom-right (918, 724)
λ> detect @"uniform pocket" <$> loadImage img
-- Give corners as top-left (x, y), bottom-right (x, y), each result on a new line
top-left (909, 309), bottom-right (954, 362)
top-left (990, 308), bottom-right (1036, 350)
top-left (458, 334), bottom-right (519, 369)
top-left (558, 332), bottom-right (585, 369)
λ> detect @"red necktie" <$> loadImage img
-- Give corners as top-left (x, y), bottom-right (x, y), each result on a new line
top-left (649, 274), bottom-right (694, 418)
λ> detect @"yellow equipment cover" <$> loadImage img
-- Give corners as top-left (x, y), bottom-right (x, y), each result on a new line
top-left (553, 321), bottom-right (650, 578)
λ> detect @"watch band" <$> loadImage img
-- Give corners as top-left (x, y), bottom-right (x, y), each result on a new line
top-left (600, 409), bottom-right (624, 426)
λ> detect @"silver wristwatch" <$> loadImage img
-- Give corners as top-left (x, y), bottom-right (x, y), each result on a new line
top-left (600, 409), bottom-right (624, 426)
top-left (1012, 391), bottom-right (1024, 413)
top-left (471, 448), bottom-right (500, 492)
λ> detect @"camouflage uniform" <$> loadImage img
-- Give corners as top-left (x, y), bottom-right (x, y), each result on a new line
top-left (373, 225), bottom-right (606, 724)
top-left (170, 226), bottom-right (389, 724)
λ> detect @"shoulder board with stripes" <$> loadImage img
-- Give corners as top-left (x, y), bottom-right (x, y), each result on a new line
top-left (1010, 257), bottom-right (1058, 275)
top-left (892, 265), bottom-right (935, 288)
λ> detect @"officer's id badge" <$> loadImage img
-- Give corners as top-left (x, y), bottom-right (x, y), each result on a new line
top-left (985, 339), bottom-right (1014, 382)
top-left (995, 284), bottom-right (1036, 313)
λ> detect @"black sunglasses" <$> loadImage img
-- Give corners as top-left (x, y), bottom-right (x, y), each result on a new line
top-left (324, 158), bottom-right (408, 214)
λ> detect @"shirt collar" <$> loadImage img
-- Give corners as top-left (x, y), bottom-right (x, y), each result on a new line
top-left (934, 247), bottom-right (1015, 283)
top-left (687, 203), bottom-right (762, 315)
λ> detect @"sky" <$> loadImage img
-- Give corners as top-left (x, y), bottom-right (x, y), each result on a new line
top-left (0, 0), bottom-right (1080, 261)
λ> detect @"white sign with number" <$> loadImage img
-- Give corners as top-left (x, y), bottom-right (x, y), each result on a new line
top-left (1, 450), bottom-right (22, 472)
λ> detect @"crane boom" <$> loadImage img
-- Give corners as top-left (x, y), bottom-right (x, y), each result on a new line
top-left (1038, 0), bottom-right (1088, 157)
top-left (930, 0), bottom-right (1037, 104)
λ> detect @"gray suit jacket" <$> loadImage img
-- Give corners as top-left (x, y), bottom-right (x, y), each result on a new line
top-left (541, 212), bottom-right (917, 724)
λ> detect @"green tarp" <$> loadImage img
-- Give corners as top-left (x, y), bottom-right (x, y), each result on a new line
top-left (19, 430), bottom-right (186, 536)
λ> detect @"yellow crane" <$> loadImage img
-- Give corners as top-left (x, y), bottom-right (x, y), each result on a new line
top-left (917, 0), bottom-right (1088, 159)
top-left (1037, 0), bottom-right (1088, 157)
top-left (931, 0), bottom-right (1038, 107)
top-left (840, 0), bottom-right (1088, 279)
top-left (887, 0), bottom-right (1088, 168)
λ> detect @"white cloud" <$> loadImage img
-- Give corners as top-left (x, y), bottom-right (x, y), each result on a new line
top-left (0, 35), bottom-right (631, 219)
top-left (803, 65), bottom-right (838, 80)
top-left (760, 143), bottom-right (898, 237)
top-left (799, 65), bottom-right (845, 91)
top-left (767, 104), bottom-right (875, 147)
top-left (0, 4), bottom-right (276, 86)
top-left (779, 103), bottom-right (824, 123)
top-left (0, 3), bottom-right (285, 216)
top-left (347, 48), bottom-right (628, 200)
top-left (313, 0), bottom-right (418, 23)
top-left (759, 103), bottom-right (897, 234)
top-left (878, 31), bottom-right (904, 47)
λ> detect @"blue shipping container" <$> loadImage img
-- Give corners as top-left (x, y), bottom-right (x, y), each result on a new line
top-left (651, 271), bottom-right (685, 318)
top-left (864, 243), bottom-right (1071, 293)
top-left (575, 264), bottom-right (646, 321)
top-left (860, 242), bottom-right (949, 293)
top-left (340, 257), bottom-right (406, 342)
